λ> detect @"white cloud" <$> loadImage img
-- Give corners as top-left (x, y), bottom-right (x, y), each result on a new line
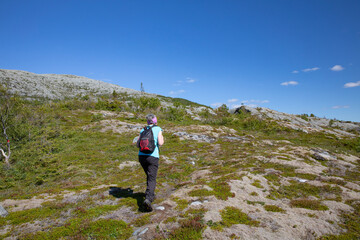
top-left (211, 102), bottom-right (223, 108)
top-left (228, 98), bottom-right (238, 103)
top-left (344, 81), bottom-right (360, 88)
top-left (173, 80), bottom-right (183, 86)
top-left (169, 89), bottom-right (185, 95)
top-left (332, 105), bottom-right (350, 109)
top-left (186, 78), bottom-right (196, 83)
top-left (239, 100), bottom-right (269, 108)
top-left (302, 67), bottom-right (320, 72)
top-left (292, 70), bottom-right (299, 74)
top-left (241, 100), bottom-right (269, 104)
top-left (281, 81), bottom-right (298, 86)
top-left (230, 104), bottom-right (242, 109)
top-left (330, 65), bottom-right (345, 71)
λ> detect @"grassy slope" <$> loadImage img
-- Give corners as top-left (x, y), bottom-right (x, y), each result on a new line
top-left (0, 93), bottom-right (359, 239)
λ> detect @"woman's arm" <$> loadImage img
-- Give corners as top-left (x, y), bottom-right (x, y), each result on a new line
top-left (158, 131), bottom-right (164, 146)
top-left (132, 135), bottom-right (140, 145)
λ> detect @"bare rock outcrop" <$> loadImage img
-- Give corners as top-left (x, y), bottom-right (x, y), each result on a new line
top-left (231, 106), bottom-right (360, 137)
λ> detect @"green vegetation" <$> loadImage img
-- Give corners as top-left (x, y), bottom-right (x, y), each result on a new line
top-left (168, 207), bottom-right (207, 240)
top-left (268, 182), bottom-right (342, 201)
top-left (299, 114), bottom-right (310, 121)
top-left (173, 197), bottom-right (188, 211)
top-left (23, 219), bottom-right (133, 239)
top-left (189, 177), bottom-right (236, 201)
top-left (4, 206), bottom-right (58, 225)
top-left (319, 201), bottom-right (360, 239)
top-left (246, 200), bottom-right (265, 206)
top-left (290, 199), bottom-right (329, 211)
top-left (251, 179), bottom-right (264, 188)
top-left (220, 206), bottom-right (259, 227)
top-left (0, 86), bottom-right (359, 239)
top-left (206, 206), bottom-right (259, 232)
top-left (169, 215), bottom-right (205, 240)
top-left (164, 216), bottom-right (177, 223)
top-left (264, 205), bottom-right (286, 213)
top-left (132, 213), bottom-right (153, 227)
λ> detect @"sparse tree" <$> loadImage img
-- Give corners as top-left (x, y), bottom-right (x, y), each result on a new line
top-left (0, 86), bottom-right (13, 167)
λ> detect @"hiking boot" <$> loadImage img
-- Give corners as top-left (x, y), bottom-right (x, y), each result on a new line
top-left (143, 199), bottom-right (153, 212)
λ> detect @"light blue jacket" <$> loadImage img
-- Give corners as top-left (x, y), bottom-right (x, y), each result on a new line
top-left (138, 125), bottom-right (162, 158)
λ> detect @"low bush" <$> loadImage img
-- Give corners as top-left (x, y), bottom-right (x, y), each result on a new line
top-left (290, 199), bottom-right (329, 211)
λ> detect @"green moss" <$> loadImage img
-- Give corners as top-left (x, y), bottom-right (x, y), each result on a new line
top-left (307, 213), bottom-right (317, 218)
top-left (220, 206), bottom-right (259, 227)
top-left (79, 204), bottom-right (122, 219)
top-left (132, 213), bottom-right (153, 227)
top-left (268, 182), bottom-right (342, 200)
top-left (169, 216), bottom-right (205, 240)
top-left (321, 178), bottom-right (346, 186)
top-left (246, 200), bottom-right (265, 206)
top-left (5, 206), bottom-right (58, 225)
top-left (169, 207), bottom-right (206, 240)
top-left (207, 220), bottom-right (224, 231)
top-left (188, 189), bottom-right (213, 198)
top-left (264, 173), bottom-right (281, 186)
top-left (295, 173), bottom-right (317, 180)
top-left (164, 216), bottom-right (177, 223)
top-left (250, 191), bottom-right (259, 196)
top-left (189, 176), bottom-right (237, 201)
top-left (251, 179), bottom-right (264, 188)
top-left (208, 176), bottom-right (237, 200)
top-left (264, 205), bottom-right (286, 213)
top-left (290, 199), bottom-right (329, 211)
top-left (173, 197), bottom-right (188, 211)
top-left (23, 218), bottom-right (133, 239)
top-left (318, 201), bottom-right (360, 239)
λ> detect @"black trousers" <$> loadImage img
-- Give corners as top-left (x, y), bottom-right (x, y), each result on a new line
top-left (139, 155), bottom-right (159, 202)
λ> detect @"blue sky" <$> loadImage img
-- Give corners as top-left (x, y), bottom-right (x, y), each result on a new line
top-left (1, 0), bottom-right (359, 121)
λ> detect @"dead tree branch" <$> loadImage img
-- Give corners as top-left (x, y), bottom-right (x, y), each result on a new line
top-left (0, 113), bottom-right (11, 167)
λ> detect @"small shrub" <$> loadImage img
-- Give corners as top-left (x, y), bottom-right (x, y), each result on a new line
top-left (290, 199), bottom-right (329, 211)
top-left (264, 205), bottom-right (286, 213)
top-left (300, 114), bottom-right (309, 121)
top-left (170, 216), bottom-right (205, 240)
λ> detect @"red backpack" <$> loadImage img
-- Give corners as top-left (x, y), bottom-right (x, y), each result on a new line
top-left (137, 126), bottom-right (156, 153)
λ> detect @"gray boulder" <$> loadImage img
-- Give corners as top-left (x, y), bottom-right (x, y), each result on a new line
top-left (311, 149), bottom-right (337, 161)
top-left (173, 132), bottom-right (216, 143)
top-left (0, 205), bottom-right (8, 217)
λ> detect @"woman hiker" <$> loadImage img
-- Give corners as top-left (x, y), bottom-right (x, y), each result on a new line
top-left (136, 114), bottom-right (164, 211)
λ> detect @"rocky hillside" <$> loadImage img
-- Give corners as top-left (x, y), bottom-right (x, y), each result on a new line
top-left (0, 69), bottom-right (142, 100)
top-left (232, 106), bottom-right (360, 138)
top-left (0, 70), bottom-right (359, 239)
